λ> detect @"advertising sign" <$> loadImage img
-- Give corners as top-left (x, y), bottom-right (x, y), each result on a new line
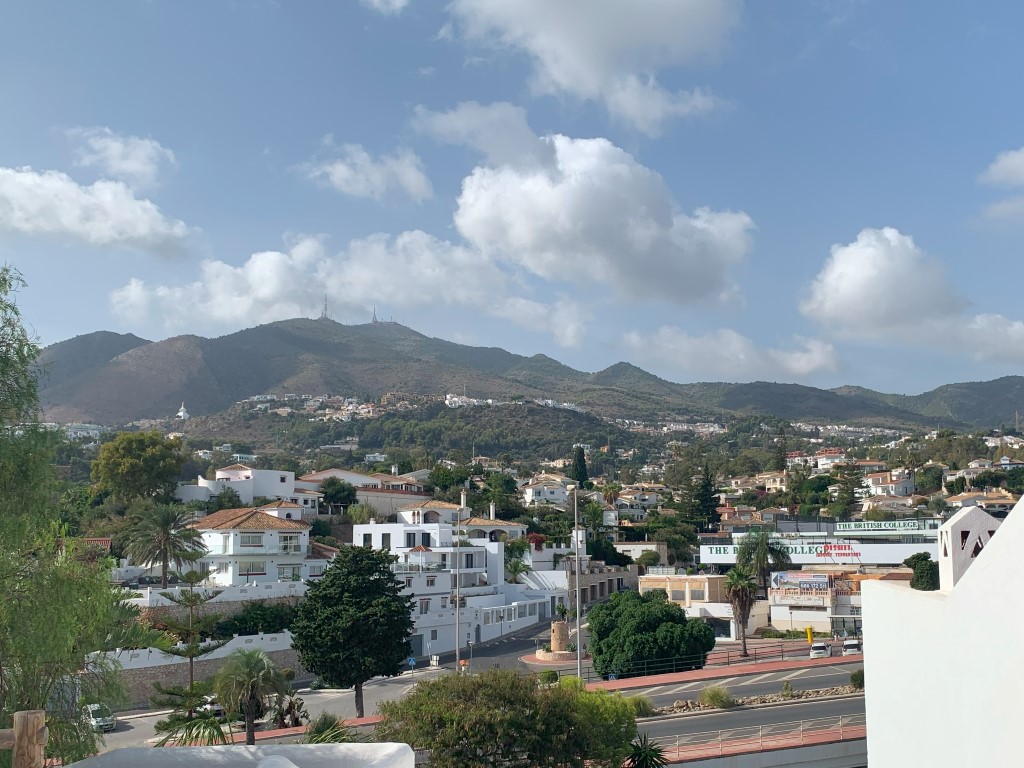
top-left (771, 571), bottom-right (830, 590)
top-left (700, 541), bottom-right (938, 565)
top-left (835, 520), bottom-right (923, 532)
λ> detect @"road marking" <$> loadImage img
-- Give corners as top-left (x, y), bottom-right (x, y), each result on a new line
top-left (734, 672), bottom-right (778, 686)
top-left (780, 669), bottom-right (810, 680)
top-left (640, 685), bottom-right (666, 695)
top-left (712, 677), bottom-right (738, 687)
top-left (662, 682), bottom-right (705, 695)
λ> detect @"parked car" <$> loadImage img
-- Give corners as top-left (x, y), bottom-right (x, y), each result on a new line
top-left (200, 696), bottom-right (226, 720)
top-left (83, 703), bottom-right (116, 732)
top-left (809, 641), bottom-right (831, 659)
top-left (842, 638), bottom-right (863, 656)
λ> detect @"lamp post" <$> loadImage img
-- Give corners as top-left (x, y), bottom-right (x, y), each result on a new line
top-left (468, 639), bottom-right (474, 671)
top-left (567, 483), bottom-right (583, 679)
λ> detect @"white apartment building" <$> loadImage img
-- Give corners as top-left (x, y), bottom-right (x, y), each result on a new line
top-left (175, 464), bottom-right (322, 514)
top-left (521, 480), bottom-right (569, 507)
top-left (353, 497), bottom-right (565, 658)
top-left (190, 503), bottom-right (334, 586)
top-left (297, 468), bottom-right (432, 518)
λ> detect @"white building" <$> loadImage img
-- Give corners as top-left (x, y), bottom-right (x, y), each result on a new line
top-left (176, 464), bottom-right (322, 515)
top-left (191, 503), bottom-right (335, 586)
top-left (862, 504), bottom-right (1010, 767)
top-left (522, 480), bottom-right (569, 507)
top-left (297, 468), bottom-right (432, 518)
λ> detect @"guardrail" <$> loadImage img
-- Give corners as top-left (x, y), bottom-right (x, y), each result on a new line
top-left (651, 714), bottom-right (867, 761)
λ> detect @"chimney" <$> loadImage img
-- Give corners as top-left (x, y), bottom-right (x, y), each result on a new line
top-left (489, 501), bottom-right (496, 521)
top-left (460, 490), bottom-right (467, 509)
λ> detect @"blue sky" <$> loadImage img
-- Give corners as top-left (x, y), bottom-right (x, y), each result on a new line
top-left (3, 0), bottom-right (1024, 395)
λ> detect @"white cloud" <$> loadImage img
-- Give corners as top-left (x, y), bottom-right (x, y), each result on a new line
top-left (68, 126), bottom-right (176, 188)
top-left (413, 101), bottom-right (554, 168)
top-left (624, 327), bottom-right (839, 379)
top-left (0, 166), bottom-right (190, 256)
top-left (979, 146), bottom-right (1024, 187)
top-left (111, 231), bottom-right (589, 347)
top-left (453, 133), bottom-right (754, 303)
top-left (304, 143), bottom-right (433, 203)
top-left (447, 0), bottom-right (740, 134)
top-left (802, 226), bottom-right (1024, 365)
top-left (983, 194), bottom-right (1024, 221)
top-left (800, 227), bottom-right (963, 338)
top-left (360, 0), bottom-right (408, 15)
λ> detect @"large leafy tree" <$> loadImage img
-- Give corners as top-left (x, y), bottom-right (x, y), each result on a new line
top-left (588, 590), bottom-right (716, 679)
top-left (213, 649), bottom-right (289, 745)
top-left (0, 267), bottom-right (171, 764)
top-left (290, 546), bottom-right (414, 718)
top-left (736, 528), bottom-right (793, 598)
top-left (91, 430), bottom-right (187, 502)
top-left (724, 567), bottom-right (757, 658)
top-left (376, 669), bottom-right (636, 768)
top-left (318, 476), bottom-right (357, 513)
top-left (124, 502), bottom-right (206, 588)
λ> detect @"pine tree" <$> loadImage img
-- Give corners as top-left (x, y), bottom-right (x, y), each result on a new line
top-left (570, 446), bottom-right (589, 487)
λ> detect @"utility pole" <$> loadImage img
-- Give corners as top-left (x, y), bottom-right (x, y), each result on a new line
top-left (567, 483), bottom-right (583, 678)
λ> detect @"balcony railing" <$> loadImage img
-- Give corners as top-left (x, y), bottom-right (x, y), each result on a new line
top-left (204, 544), bottom-right (312, 556)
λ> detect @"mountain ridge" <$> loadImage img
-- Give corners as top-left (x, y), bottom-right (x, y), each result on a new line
top-left (35, 318), bottom-right (1024, 429)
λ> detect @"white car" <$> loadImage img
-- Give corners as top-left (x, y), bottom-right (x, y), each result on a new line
top-left (842, 638), bottom-right (863, 656)
top-left (83, 703), bottom-right (116, 732)
top-left (809, 641), bottom-right (831, 659)
top-left (200, 696), bottom-right (226, 719)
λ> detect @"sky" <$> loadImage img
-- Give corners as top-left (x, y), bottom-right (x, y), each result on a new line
top-left (3, 0), bottom-right (1024, 395)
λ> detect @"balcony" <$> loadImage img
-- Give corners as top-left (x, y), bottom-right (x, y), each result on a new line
top-left (204, 544), bottom-right (312, 557)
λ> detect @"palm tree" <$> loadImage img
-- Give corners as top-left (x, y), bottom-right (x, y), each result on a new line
top-left (213, 649), bottom-right (289, 745)
top-left (124, 503), bottom-right (206, 588)
top-left (625, 733), bottom-right (668, 768)
top-left (724, 567), bottom-right (757, 658)
top-left (735, 528), bottom-right (792, 598)
top-left (505, 558), bottom-right (532, 584)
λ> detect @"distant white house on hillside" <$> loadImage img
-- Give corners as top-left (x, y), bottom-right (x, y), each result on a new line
top-left (175, 464), bottom-right (322, 515)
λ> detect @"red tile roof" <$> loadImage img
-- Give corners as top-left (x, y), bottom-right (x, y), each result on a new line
top-left (191, 507), bottom-right (310, 531)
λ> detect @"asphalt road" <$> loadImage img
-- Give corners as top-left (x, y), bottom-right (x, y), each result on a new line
top-left (640, 696), bottom-right (866, 744)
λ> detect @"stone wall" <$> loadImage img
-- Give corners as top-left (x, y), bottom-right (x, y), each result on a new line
top-left (115, 647), bottom-right (309, 710)
top-left (138, 595), bottom-right (302, 625)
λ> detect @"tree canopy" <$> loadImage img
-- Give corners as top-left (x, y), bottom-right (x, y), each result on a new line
top-left (290, 546), bottom-right (414, 718)
top-left (91, 430), bottom-right (187, 501)
top-left (319, 476), bottom-right (357, 512)
top-left (376, 669), bottom-right (637, 768)
top-left (736, 529), bottom-right (793, 598)
top-left (588, 590), bottom-right (715, 678)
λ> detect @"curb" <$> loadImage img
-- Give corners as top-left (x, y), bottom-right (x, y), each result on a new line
top-left (119, 709), bottom-right (173, 721)
top-left (637, 692), bottom-right (866, 723)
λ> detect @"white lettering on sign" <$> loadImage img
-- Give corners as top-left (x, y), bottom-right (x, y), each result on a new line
top-left (836, 520), bottom-right (923, 532)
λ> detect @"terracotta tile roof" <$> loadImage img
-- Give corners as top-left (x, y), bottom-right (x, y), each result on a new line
top-left (880, 570), bottom-right (914, 581)
top-left (400, 500), bottom-right (463, 511)
top-left (291, 489), bottom-right (322, 496)
top-left (259, 501), bottom-right (303, 509)
top-left (218, 463), bottom-right (252, 471)
top-left (459, 517), bottom-right (526, 527)
top-left (191, 507), bottom-right (310, 531)
top-left (408, 544), bottom-right (432, 552)
top-left (309, 541), bottom-right (339, 560)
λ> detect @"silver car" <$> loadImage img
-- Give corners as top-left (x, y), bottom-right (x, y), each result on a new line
top-left (83, 703), bottom-right (116, 732)
top-left (809, 641), bottom-right (831, 659)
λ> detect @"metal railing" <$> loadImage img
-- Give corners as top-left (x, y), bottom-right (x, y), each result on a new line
top-left (649, 714), bottom-right (866, 759)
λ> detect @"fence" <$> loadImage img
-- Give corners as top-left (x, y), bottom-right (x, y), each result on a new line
top-left (0, 711), bottom-right (48, 768)
top-left (649, 713), bottom-right (866, 761)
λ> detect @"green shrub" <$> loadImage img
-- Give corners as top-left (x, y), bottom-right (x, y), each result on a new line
top-left (538, 670), bottom-right (558, 685)
top-left (781, 681), bottom-right (794, 699)
top-left (626, 695), bottom-right (656, 718)
top-left (697, 685), bottom-right (736, 709)
top-left (215, 600), bottom-right (297, 637)
top-left (541, 643), bottom-right (551, 653)
top-left (310, 519), bottom-right (333, 537)
top-left (850, 669), bottom-right (864, 690)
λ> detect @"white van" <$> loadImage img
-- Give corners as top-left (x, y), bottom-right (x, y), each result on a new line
top-left (842, 638), bottom-right (862, 656)
top-left (809, 641), bottom-right (831, 659)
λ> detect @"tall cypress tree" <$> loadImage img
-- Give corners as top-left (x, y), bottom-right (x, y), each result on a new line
top-left (570, 446), bottom-right (589, 486)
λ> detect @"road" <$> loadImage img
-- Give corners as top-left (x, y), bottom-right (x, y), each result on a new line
top-left (640, 696), bottom-right (865, 744)
top-left (100, 658), bottom-right (861, 751)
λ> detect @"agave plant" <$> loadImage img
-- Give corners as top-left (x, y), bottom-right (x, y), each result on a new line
top-left (625, 733), bottom-right (668, 768)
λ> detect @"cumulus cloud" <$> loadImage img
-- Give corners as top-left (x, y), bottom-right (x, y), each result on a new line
top-left (413, 101), bottom-right (554, 168)
top-left (360, 0), bottom-right (408, 14)
top-left (447, 0), bottom-right (740, 134)
top-left (111, 232), bottom-right (589, 347)
top-left (979, 146), bottom-right (1024, 220)
top-left (802, 226), bottom-right (1024, 365)
top-left (624, 327), bottom-right (839, 379)
top-left (453, 133), bottom-right (754, 303)
top-left (0, 166), bottom-right (190, 256)
top-left (303, 143), bottom-right (432, 203)
top-left (68, 126), bottom-right (176, 188)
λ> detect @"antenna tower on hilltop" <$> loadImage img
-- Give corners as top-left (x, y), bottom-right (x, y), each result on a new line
top-left (319, 293), bottom-right (331, 320)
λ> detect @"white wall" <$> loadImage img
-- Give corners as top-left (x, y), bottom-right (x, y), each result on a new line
top-left (701, 541), bottom-right (938, 566)
top-left (95, 631), bottom-right (294, 670)
top-left (862, 498), bottom-right (1024, 768)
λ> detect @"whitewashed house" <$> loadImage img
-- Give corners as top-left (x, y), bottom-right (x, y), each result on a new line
top-left (175, 464), bottom-right (322, 515)
top-left (190, 503), bottom-right (335, 586)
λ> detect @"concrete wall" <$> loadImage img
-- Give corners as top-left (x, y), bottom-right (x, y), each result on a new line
top-left (673, 740), bottom-right (866, 767)
top-left (862, 497), bottom-right (1024, 768)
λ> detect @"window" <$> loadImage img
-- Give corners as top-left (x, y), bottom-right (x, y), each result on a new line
top-left (277, 565), bottom-right (301, 581)
top-left (484, 612), bottom-right (491, 625)
top-left (239, 561), bottom-right (266, 576)
top-left (280, 475), bottom-right (287, 483)
top-left (280, 534), bottom-right (300, 554)
top-left (430, 630), bottom-right (438, 640)
top-left (441, 597), bottom-right (448, 609)
top-left (362, 533), bottom-right (372, 547)
top-left (308, 564), bottom-right (324, 578)
top-left (426, 577), bottom-right (435, 587)
top-left (517, 604), bottom-right (526, 618)
top-left (421, 532), bottom-right (431, 547)
top-left (405, 578), bottom-right (413, 589)
top-left (405, 532), bottom-right (416, 548)
top-left (382, 533), bottom-right (391, 549)
top-left (419, 598), bottom-right (430, 615)
top-left (240, 533), bottom-right (263, 548)
top-left (528, 603), bottom-right (536, 616)
top-left (690, 589), bottom-right (705, 601)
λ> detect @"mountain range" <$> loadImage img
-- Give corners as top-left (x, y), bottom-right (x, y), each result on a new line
top-left (35, 318), bottom-right (1024, 430)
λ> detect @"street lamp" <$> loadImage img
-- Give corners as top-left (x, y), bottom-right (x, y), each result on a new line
top-left (566, 483), bottom-right (583, 679)
top-left (468, 639), bottom-right (474, 671)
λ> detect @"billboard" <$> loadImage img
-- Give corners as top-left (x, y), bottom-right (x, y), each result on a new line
top-left (771, 571), bottom-right (830, 590)
top-left (700, 540), bottom-right (938, 565)
top-left (835, 520), bottom-right (924, 532)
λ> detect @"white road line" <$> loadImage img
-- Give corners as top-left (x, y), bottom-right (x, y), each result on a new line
top-left (640, 685), bottom-right (666, 695)
top-left (780, 669), bottom-right (810, 680)
top-left (662, 682), bottom-right (704, 695)
top-left (712, 677), bottom-right (738, 687)
top-left (734, 672), bottom-right (778, 686)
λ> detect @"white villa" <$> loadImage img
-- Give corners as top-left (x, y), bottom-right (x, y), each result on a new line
top-left (176, 464), bottom-right (322, 515)
top-left (189, 502), bottom-right (336, 586)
